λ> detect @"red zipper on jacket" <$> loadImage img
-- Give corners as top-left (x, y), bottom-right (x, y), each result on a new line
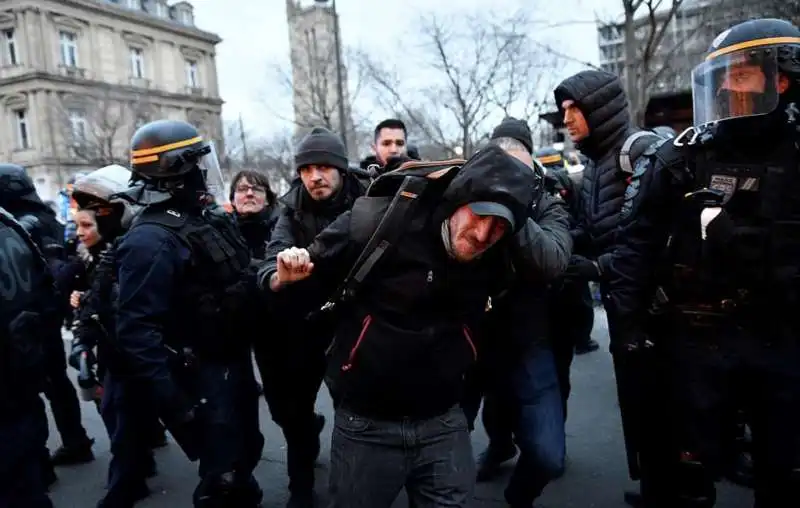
top-left (341, 315), bottom-right (372, 372)
top-left (462, 325), bottom-right (477, 360)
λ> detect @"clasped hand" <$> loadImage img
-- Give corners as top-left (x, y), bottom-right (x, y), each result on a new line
top-left (276, 247), bottom-right (314, 284)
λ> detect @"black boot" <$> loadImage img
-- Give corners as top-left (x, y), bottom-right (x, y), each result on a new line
top-left (50, 438), bottom-right (95, 466)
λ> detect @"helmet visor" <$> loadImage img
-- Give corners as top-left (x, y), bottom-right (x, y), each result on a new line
top-left (692, 47), bottom-right (781, 127)
top-left (197, 142), bottom-right (227, 206)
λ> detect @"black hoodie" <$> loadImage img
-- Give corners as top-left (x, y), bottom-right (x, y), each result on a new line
top-left (304, 146), bottom-right (538, 420)
top-left (554, 70), bottom-right (636, 259)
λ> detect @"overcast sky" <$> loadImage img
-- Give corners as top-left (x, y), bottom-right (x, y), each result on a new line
top-left (188, 0), bottom-right (624, 137)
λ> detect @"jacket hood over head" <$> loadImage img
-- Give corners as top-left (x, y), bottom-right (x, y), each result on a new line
top-left (435, 145), bottom-right (538, 234)
top-left (553, 70), bottom-right (630, 159)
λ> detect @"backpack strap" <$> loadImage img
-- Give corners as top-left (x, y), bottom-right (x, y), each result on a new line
top-left (317, 160), bottom-right (463, 313)
top-left (619, 137), bottom-right (671, 220)
top-left (619, 131), bottom-right (662, 175)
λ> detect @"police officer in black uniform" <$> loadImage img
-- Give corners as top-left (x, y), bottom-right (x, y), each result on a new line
top-left (114, 119), bottom-right (264, 507)
top-left (609, 18), bottom-right (800, 507)
top-left (66, 164), bottom-right (166, 507)
top-left (0, 164), bottom-right (95, 476)
top-left (0, 207), bottom-right (57, 508)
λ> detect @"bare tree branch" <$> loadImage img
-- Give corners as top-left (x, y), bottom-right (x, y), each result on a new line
top-left (531, 40), bottom-right (603, 71)
top-left (223, 120), bottom-right (296, 187)
top-left (619, 0), bottom-right (699, 123)
top-left (51, 86), bottom-right (152, 167)
top-left (360, 10), bottom-right (564, 157)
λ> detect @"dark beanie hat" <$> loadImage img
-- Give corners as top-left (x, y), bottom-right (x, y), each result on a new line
top-left (490, 117), bottom-right (533, 154)
top-left (294, 127), bottom-right (348, 172)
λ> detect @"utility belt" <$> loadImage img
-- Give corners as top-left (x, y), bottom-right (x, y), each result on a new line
top-left (650, 284), bottom-right (794, 332)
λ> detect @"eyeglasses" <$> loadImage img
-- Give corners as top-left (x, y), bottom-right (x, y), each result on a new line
top-left (235, 184), bottom-right (266, 195)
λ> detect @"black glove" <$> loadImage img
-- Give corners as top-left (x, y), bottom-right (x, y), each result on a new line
top-left (68, 339), bottom-right (95, 371)
top-left (564, 255), bottom-right (602, 281)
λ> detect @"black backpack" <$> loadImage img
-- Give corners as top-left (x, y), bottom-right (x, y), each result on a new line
top-left (319, 159), bottom-right (465, 312)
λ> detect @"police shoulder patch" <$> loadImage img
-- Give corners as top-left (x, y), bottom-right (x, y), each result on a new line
top-left (709, 174), bottom-right (737, 202)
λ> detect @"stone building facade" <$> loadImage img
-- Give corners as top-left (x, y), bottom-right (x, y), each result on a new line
top-left (0, 0), bottom-right (223, 200)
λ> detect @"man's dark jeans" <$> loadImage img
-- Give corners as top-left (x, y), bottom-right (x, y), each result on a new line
top-left (256, 338), bottom-right (326, 496)
top-left (550, 280), bottom-right (595, 419)
top-left (505, 344), bottom-right (566, 507)
top-left (328, 405), bottom-right (474, 508)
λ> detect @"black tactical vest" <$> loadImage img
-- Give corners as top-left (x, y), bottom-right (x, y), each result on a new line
top-left (663, 135), bottom-right (800, 312)
top-left (135, 204), bottom-right (252, 357)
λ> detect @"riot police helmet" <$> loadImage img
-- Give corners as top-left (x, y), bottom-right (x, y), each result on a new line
top-left (652, 125), bottom-right (677, 138)
top-left (534, 147), bottom-right (564, 169)
top-left (129, 119), bottom-right (225, 203)
top-left (72, 165), bottom-right (132, 207)
top-left (72, 164), bottom-right (142, 232)
top-left (0, 163), bottom-right (44, 207)
top-left (692, 19), bottom-right (800, 129)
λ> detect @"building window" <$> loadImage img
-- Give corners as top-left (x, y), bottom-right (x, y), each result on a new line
top-left (59, 31), bottom-right (78, 67)
top-left (185, 59), bottom-right (198, 88)
top-left (179, 9), bottom-right (193, 25)
top-left (14, 109), bottom-right (30, 149)
top-left (127, 0), bottom-right (140, 8)
top-left (68, 110), bottom-right (87, 142)
top-left (3, 29), bottom-right (18, 66)
top-left (129, 47), bottom-right (145, 78)
top-left (154, 1), bottom-right (168, 18)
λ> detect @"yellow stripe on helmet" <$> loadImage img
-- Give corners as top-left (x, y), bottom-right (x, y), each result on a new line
top-left (537, 154), bottom-right (562, 164)
top-left (130, 154), bottom-right (159, 164)
top-left (130, 136), bottom-right (203, 157)
top-left (706, 36), bottom-right (800, 61)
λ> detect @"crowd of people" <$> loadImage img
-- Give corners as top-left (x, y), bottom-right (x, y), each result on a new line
top-left (0, 16), bottom-right (798, 508)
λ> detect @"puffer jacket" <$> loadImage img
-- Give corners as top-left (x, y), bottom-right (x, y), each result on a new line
top-left (554, 70), bottom-right (637, 263)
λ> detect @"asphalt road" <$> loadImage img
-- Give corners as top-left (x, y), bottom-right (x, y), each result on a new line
top-left (48, 310), bottom-right (753, 508)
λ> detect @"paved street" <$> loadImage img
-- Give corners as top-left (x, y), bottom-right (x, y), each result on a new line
top-left (48, 310), bottom-right (752, 507)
